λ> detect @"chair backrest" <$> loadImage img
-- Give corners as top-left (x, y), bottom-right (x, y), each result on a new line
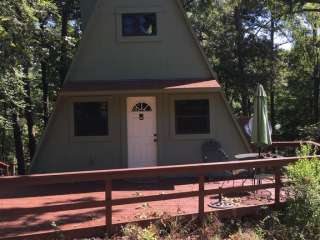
top-left (201, 140), bottom-right (229, 163)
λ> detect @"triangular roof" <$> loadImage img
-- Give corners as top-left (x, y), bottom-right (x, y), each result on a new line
top-left (65, 0), bottom-right (217, 84)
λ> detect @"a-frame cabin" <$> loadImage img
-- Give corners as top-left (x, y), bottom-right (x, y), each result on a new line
top-left (30, 0), bottom-right (250, 173)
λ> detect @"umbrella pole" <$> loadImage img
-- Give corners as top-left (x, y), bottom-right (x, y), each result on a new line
top-left (257, 92), bottom-right (260, 157)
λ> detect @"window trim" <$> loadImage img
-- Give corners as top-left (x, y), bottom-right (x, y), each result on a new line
top-left (116, 7), bottom-right (162, 42)
top-left (69, 96), bottom-right (112, 142)
top-left (169, 95), bottom-right (214, 140)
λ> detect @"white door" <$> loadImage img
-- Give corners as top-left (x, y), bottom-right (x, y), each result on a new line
top-left (127, 97), bottom-right (157, 168)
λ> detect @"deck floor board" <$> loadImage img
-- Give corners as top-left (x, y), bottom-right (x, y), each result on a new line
top-left (0, 178), bottom-right (283, 239)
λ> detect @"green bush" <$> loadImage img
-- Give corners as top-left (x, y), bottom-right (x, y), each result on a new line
top-left (284, 144), bottom-right (320, 239)
top-left (116, 216), bottom-right (264, 240)
top-left (257, 144), bottom-right (320, 240)
top-left (258, 144), bottom-right (320, 240)
top-left (120, 224), bottom-right (158, 240)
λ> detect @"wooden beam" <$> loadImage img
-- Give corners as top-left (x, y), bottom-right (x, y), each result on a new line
top-left (198, 176), bottom-right (205, 223)
top-left (111, 183), bottom-right (276, 206)
top-left (112, 191), bottom-right (198, 205)
top-left (105, 180), bottom-right (112, 236)
top-left (1, 155), bottom-right (316, 188)
top-left (274, 167), bottom-right (281, 207)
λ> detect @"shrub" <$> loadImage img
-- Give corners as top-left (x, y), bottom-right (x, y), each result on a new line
top-left (255, 144), bottom-right (320, 240)
top-left (258, 144), bottom-right (320, 240)
top-left (120, 224), bottom-right (158, 240)
top-left (228, 228), bottom-right (263, 240)
top-left (117, 214), bottom-right (223, 240)
top-left (283, 144), bottom-right (320, 239)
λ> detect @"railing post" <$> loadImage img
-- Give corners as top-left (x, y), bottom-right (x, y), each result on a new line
top-left (105, 179), bottom-right (112, 236)
top-left (274, 167), bottom-right (281, 207)
top-left (198, 176), bottom-right (205, 223)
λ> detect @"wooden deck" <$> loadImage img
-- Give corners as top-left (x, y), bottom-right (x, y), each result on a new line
top-left (0, 178), bottom-right (281, 240)
top-left (2, 141), bottom-right (319, 240)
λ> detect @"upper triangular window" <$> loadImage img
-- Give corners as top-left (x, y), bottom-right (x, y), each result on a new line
top-left (122, 13), bottom-right (157, 37)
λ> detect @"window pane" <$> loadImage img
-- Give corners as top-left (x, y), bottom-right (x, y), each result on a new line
top-left (122, 13), bottom-right (157, 36)
top-left (74, 102), bottom-right (108, 136)
top-left (175, 100), bottom-right (210, 135)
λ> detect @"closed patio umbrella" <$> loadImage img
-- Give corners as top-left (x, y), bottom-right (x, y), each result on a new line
top-left (252, 84), bottom-right (272, 156)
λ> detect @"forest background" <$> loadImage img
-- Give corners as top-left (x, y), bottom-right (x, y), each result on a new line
top-left (0, 0), bottom-right (319, 174)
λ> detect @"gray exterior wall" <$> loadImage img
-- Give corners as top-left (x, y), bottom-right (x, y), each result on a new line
top-left (80, 0), bottom-right (98, 30)
top-left (67, 0), bottom-right (214, 82)
top-left (30, 91), bottom-right (249, 173)
top-left (31, 96), bottom-right (122, 173)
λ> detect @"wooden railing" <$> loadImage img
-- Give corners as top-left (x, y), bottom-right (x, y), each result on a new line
top-left (0, 157), bottom-right (317, 235)
top-left (272, 140), bottom-right (320, 149)
top-left (0, 161), bottom-right (9, 176)
top-left (0, 141), bottom-right (319, 238)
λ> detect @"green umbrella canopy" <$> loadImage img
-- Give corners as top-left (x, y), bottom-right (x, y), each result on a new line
top-left (251, 84), bottom-right (272, 150)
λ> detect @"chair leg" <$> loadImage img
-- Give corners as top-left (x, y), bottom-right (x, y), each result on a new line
top-left (232, 174), bottom-right (235, 188)
top-left (241, 177), bottom-right (247, 187)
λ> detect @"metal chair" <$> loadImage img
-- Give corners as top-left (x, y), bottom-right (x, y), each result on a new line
top-left (203, 140), bottom-right (252, 209)
top-left (201, 139), bottom-right (232, 181)
top-left (202, 140), bottom-right (254, 187)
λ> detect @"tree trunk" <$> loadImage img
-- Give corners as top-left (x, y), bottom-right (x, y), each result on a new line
top-left (12, 112), bottom-right (25, 175)
top-left (312, 26), bottom-right (320, 123)
top-left (0, 128), bottom-right (5, 161)
top-left (240, 91), bottom-right (251, 117)
top-left (60, 0), bottom-right (72, 85)
top-left (270, 13), bottom-right (276, 130)
top-left (313, 65), bottom-right (320, 123)
top-left (0, 103), bottom-right (7, 161)
top-left (23, 66), bottom-right (36, 160)
top-left (234, 4), bottom-right (249, 116)
top-left (41, 61), bottom-right (49, 125)
top-left (40, 17), bottom-right (50, 126)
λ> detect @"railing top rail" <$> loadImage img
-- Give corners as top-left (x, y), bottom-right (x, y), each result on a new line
top-left (272, 140), bottom-right (320, 148)
top-left (0, 155), bottom-right (318, 187)
top-left (0, 161), bottom-right (9, 168)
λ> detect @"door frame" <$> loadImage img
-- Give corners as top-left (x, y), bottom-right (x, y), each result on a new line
top-left (122, 95), bottom-right (160, 168)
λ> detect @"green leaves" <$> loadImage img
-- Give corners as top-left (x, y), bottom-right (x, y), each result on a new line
top-left (0, 0), bottom-right (80, 164)
top-left (283, 144), bottom-right (320, 239)
top-left (184, 0), bottom-right (320, 136)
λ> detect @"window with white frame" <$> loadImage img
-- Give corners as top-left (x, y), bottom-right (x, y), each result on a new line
top-left (73, 102), bottom-right (109, 137)
top-left (174, 99), bottom-right (210, 135)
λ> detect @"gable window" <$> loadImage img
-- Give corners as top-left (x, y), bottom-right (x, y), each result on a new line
top-left (73, 102), bottom-right (108, 137)
top-left (122, 13), bottom-right (157, 37)
top-left (175, 99), bottom-right (210, 135)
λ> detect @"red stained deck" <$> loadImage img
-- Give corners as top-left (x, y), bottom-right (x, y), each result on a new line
top-left (0, 178), bottom-right (283, 239)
